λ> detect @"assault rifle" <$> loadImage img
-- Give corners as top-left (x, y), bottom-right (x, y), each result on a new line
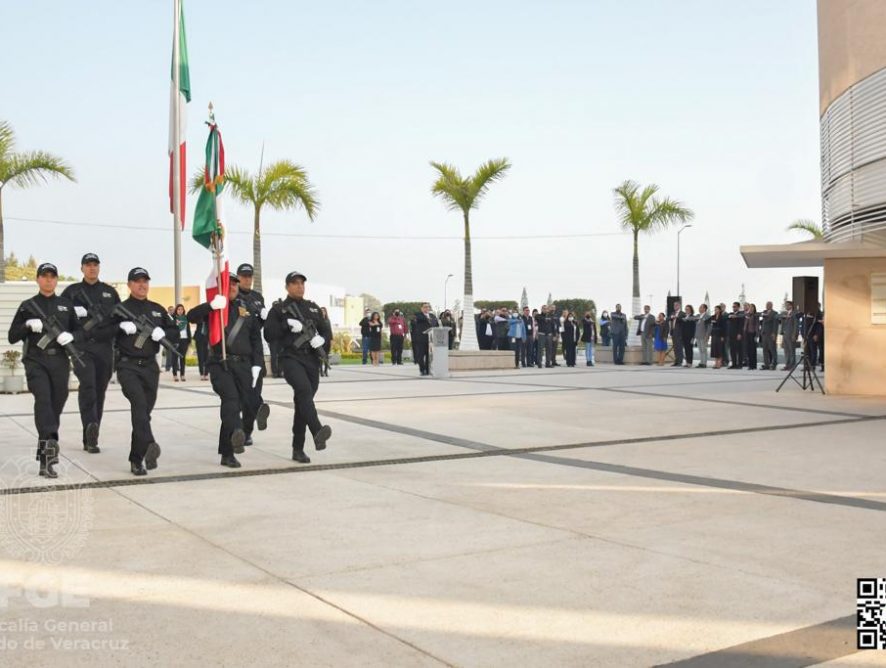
top-left (77, 287), bottom-right (110, 334)
top-left (113, 303), bottom-right (182, 358)
top-left (283, 301), bottom-right (327, 363)
top-left (23, 299), bottom-right (86, 368)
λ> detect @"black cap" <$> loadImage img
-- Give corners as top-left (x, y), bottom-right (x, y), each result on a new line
top-left (127, 267), bottom-right (151, 281)
top-left (81, 253), bottom-right (100, 265)
top-left (229, 273), bottom-right (240, 283)
top-left (36, 262), bottom-right (58, 276)
top-left (285, 270), bottom-right (307, 284)
top-left (236, 263), bottom-right (254, 276)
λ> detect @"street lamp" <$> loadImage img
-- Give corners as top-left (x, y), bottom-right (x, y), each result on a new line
top-left (676, 224), bottom-right (693, 297)
top-left (443, 273), bottom-right (454, 312)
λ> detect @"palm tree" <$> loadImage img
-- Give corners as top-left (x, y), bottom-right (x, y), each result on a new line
top-left (613, 180), bottom-right (693, 341)
top-left (0, 121), bottom-right (76, 282)
top-left (192, 160), bottom-right (318, 294)
top-left (430, 158), bottom-right (511, 351)
top-left (786, 218), bottom-right (825, 240)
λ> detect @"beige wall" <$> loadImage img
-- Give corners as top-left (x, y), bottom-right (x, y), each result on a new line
top-left (818, 0), bottom-right (886, 114)
top-left (824, 257), bottom-right (886, 395)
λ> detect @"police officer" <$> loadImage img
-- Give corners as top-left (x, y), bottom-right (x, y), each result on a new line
top-left (7, 262), bottom-right (80, 478)
top-left (60, 252), bottom-right (121, 453)
top-left (234, 263), bottom-right (271, 444)
top-left (187, 274), bottom-right (265, 468)
top-left (263, 270), bottom-right (332, 463)
top-left (114, 267), bottom-right (179, 476)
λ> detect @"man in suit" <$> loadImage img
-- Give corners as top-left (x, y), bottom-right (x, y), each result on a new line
top-left (669, 301), bottom-right (685, 367)
top-left (726, 302), bottom-right (745, 369)
top-left (759, 301), bottom-right (779, 370)
top-left (779, 301), bottom-right (799, 370)
top-left (634, 305), bottom-right (656, 366)
top-left (412, 303), bottom-right (438, 376)
top-left (609, 304), bottom-right (628, 365)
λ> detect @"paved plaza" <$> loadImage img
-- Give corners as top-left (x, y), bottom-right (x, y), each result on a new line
top-left (0, 363), bottom-right (885, 666)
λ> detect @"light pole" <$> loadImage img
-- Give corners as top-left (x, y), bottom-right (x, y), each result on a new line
top-left (443, 273), bottom-right (454, 313)
top-left (676, 224), bottom-right (693, 297)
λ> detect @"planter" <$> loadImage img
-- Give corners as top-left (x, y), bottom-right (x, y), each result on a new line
top-left (3, 375), bottom-right (25, 394)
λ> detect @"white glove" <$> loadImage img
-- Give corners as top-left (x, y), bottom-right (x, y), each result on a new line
top-left (310, 334), bottom-right (325, 349)
top-left (119, 321), bottom-right (137, 335)
top-left (151, 326), bottom-right (166, 342)
top-left (260, 307), bottom-right (269, 320)
top-left (210, 294), bottom-right (227, 310)
top-left (287, 318), bottom-right (304, 333)
top-left (56, 332), bottom-right (74, 346)
top-left (74, 306), bottom-right (88, 318)
top-left (25, 319), bottom-right (43, 333)
top-left (251, 366), bottom-right (262, 388)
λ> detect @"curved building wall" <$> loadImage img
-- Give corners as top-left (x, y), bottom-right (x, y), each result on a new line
top-left (819, 0), bottom-right (886, 244)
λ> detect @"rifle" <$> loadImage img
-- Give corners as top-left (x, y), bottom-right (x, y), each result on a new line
top-left (113, 303), bottom-right (183, 358)
top-left (23, 299), bottom-right (86, 368)
top-left (283, 301), bottom-right (327, 363)
top-left (77, 287), bottom-right (109, 334)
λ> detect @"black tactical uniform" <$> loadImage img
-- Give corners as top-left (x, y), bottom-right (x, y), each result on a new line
top-left (263, 271), bottom-right (332, 463)
top-left (60, 253), bottom-right (121, 452)
top-left (235, 263), bottom-right (270, 441)
top-left (113, 268), bottom-right (179, 475)
top-left (7, 263), bottom-right (80, 478)
top-left (187, 277), bottom-right (266, 467)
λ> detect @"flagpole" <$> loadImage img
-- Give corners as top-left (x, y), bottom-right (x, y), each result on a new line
top-left (172, 0), bottom-right (183, 306)
top-left (211, 231), bottom-right (227, 369)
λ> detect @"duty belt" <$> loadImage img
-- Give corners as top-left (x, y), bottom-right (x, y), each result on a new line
top-left (212, 354), bottom-right (251, 364)
top-left (118, 355), bottom-right (155, 367)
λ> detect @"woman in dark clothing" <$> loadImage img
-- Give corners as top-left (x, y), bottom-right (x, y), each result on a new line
top-left (477, 311), bottom-right (494, 350)
top-left (744, 303), bottom-right (759, 370)
top-left (681, 304), bottom-right (696, 367)
top-left (172, 303), bottom-right (191, 382)
top-left (709, 305), bottom-right (726, 368)
top-left (599, 311), bottom-right (611, 346)
top-left (320, 307), bottom-right (332, 377)
top-left (368, 311), bottom-right (383, 366)
top-left (560, 310), bottom-right (579, 367)
top-left (580, 311), bottom-right (597, 367)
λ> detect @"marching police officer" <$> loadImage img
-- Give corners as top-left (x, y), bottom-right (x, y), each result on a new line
top-left (263, 270), bottom-right (332, 463)
top-left (60, 252), bottom-right (121, 453)
top-left (113, 267), bottom-right (179, 476)
top-left (187, 274), bottom-right (266, 468)
top-left (234, 263), bottom-right (271, 444)
top-left (7, 262), bottom-right (80, 478)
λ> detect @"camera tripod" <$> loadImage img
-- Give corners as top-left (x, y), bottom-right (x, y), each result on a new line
top-left (775, 346), bottom-right (824, 394)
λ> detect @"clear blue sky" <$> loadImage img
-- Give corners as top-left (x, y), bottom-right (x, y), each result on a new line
top-left (3, 0), bottom-right (821, 311)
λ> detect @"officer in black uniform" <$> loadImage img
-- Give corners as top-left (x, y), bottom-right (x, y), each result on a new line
top-left (60, 252), bottom-right (121, 453)
top-left (263, 270), bottom-right (332, 463)
top-left (113, 267), bottom-right (179, 476)
top-left (7, 262), bottom-right (80, 478)
top-left (187, 274), bottom-right (265, 468)
top-left (234, 263), bottom-right (271, 444)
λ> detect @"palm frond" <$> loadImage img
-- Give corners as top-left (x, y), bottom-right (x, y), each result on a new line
top-left (188, 167), bottom-right (206, 194)
top-left (0, 150), bottom-right (75, 188)
top-left (647, 196), bottom-right (694, 232)
top-left (613, 179), bottom-right (642, 231)
top-left (786, 218), bottom-right (824, 239)
top-left (430, 161), bottom-right (472, 212)
top-left (223, 166), bottom-right (257, 206)
top-left (468, 157), bottom-right (511, 208)
top-left (256, 161), bottom-right (319, 219)
top-left (0, 121), bottom-right (15, 161)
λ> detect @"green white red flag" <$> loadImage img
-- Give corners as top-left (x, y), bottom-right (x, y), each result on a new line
top-left (192, 119), bottom-right (229, 346)
top-left (168, 0), bottom-right (191, 228)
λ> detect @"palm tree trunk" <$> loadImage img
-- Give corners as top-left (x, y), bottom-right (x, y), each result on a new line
top-left (628, 228), bottom-right (641, 346)
top-left (0, 188), bottom-right (5, 283)
top-left (459, 209), bottom-right (478, 351)
top-left (252, 205), bottom-right (263, 295)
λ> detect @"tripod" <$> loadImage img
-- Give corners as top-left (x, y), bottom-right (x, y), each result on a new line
top-left (775, 344), bottom-right (824, 394)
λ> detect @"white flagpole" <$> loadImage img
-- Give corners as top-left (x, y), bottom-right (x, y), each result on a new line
top-left (172, 0), bottom-right (183, 306)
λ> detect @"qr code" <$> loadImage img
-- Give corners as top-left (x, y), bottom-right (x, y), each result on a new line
top-left (858, 578), bottom-right (886, 649)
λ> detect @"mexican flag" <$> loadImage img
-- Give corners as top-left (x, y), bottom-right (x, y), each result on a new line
top-left (192, 120), bottom-right (229, 346)
top-left (168, 0), bottom-right (191, 228)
